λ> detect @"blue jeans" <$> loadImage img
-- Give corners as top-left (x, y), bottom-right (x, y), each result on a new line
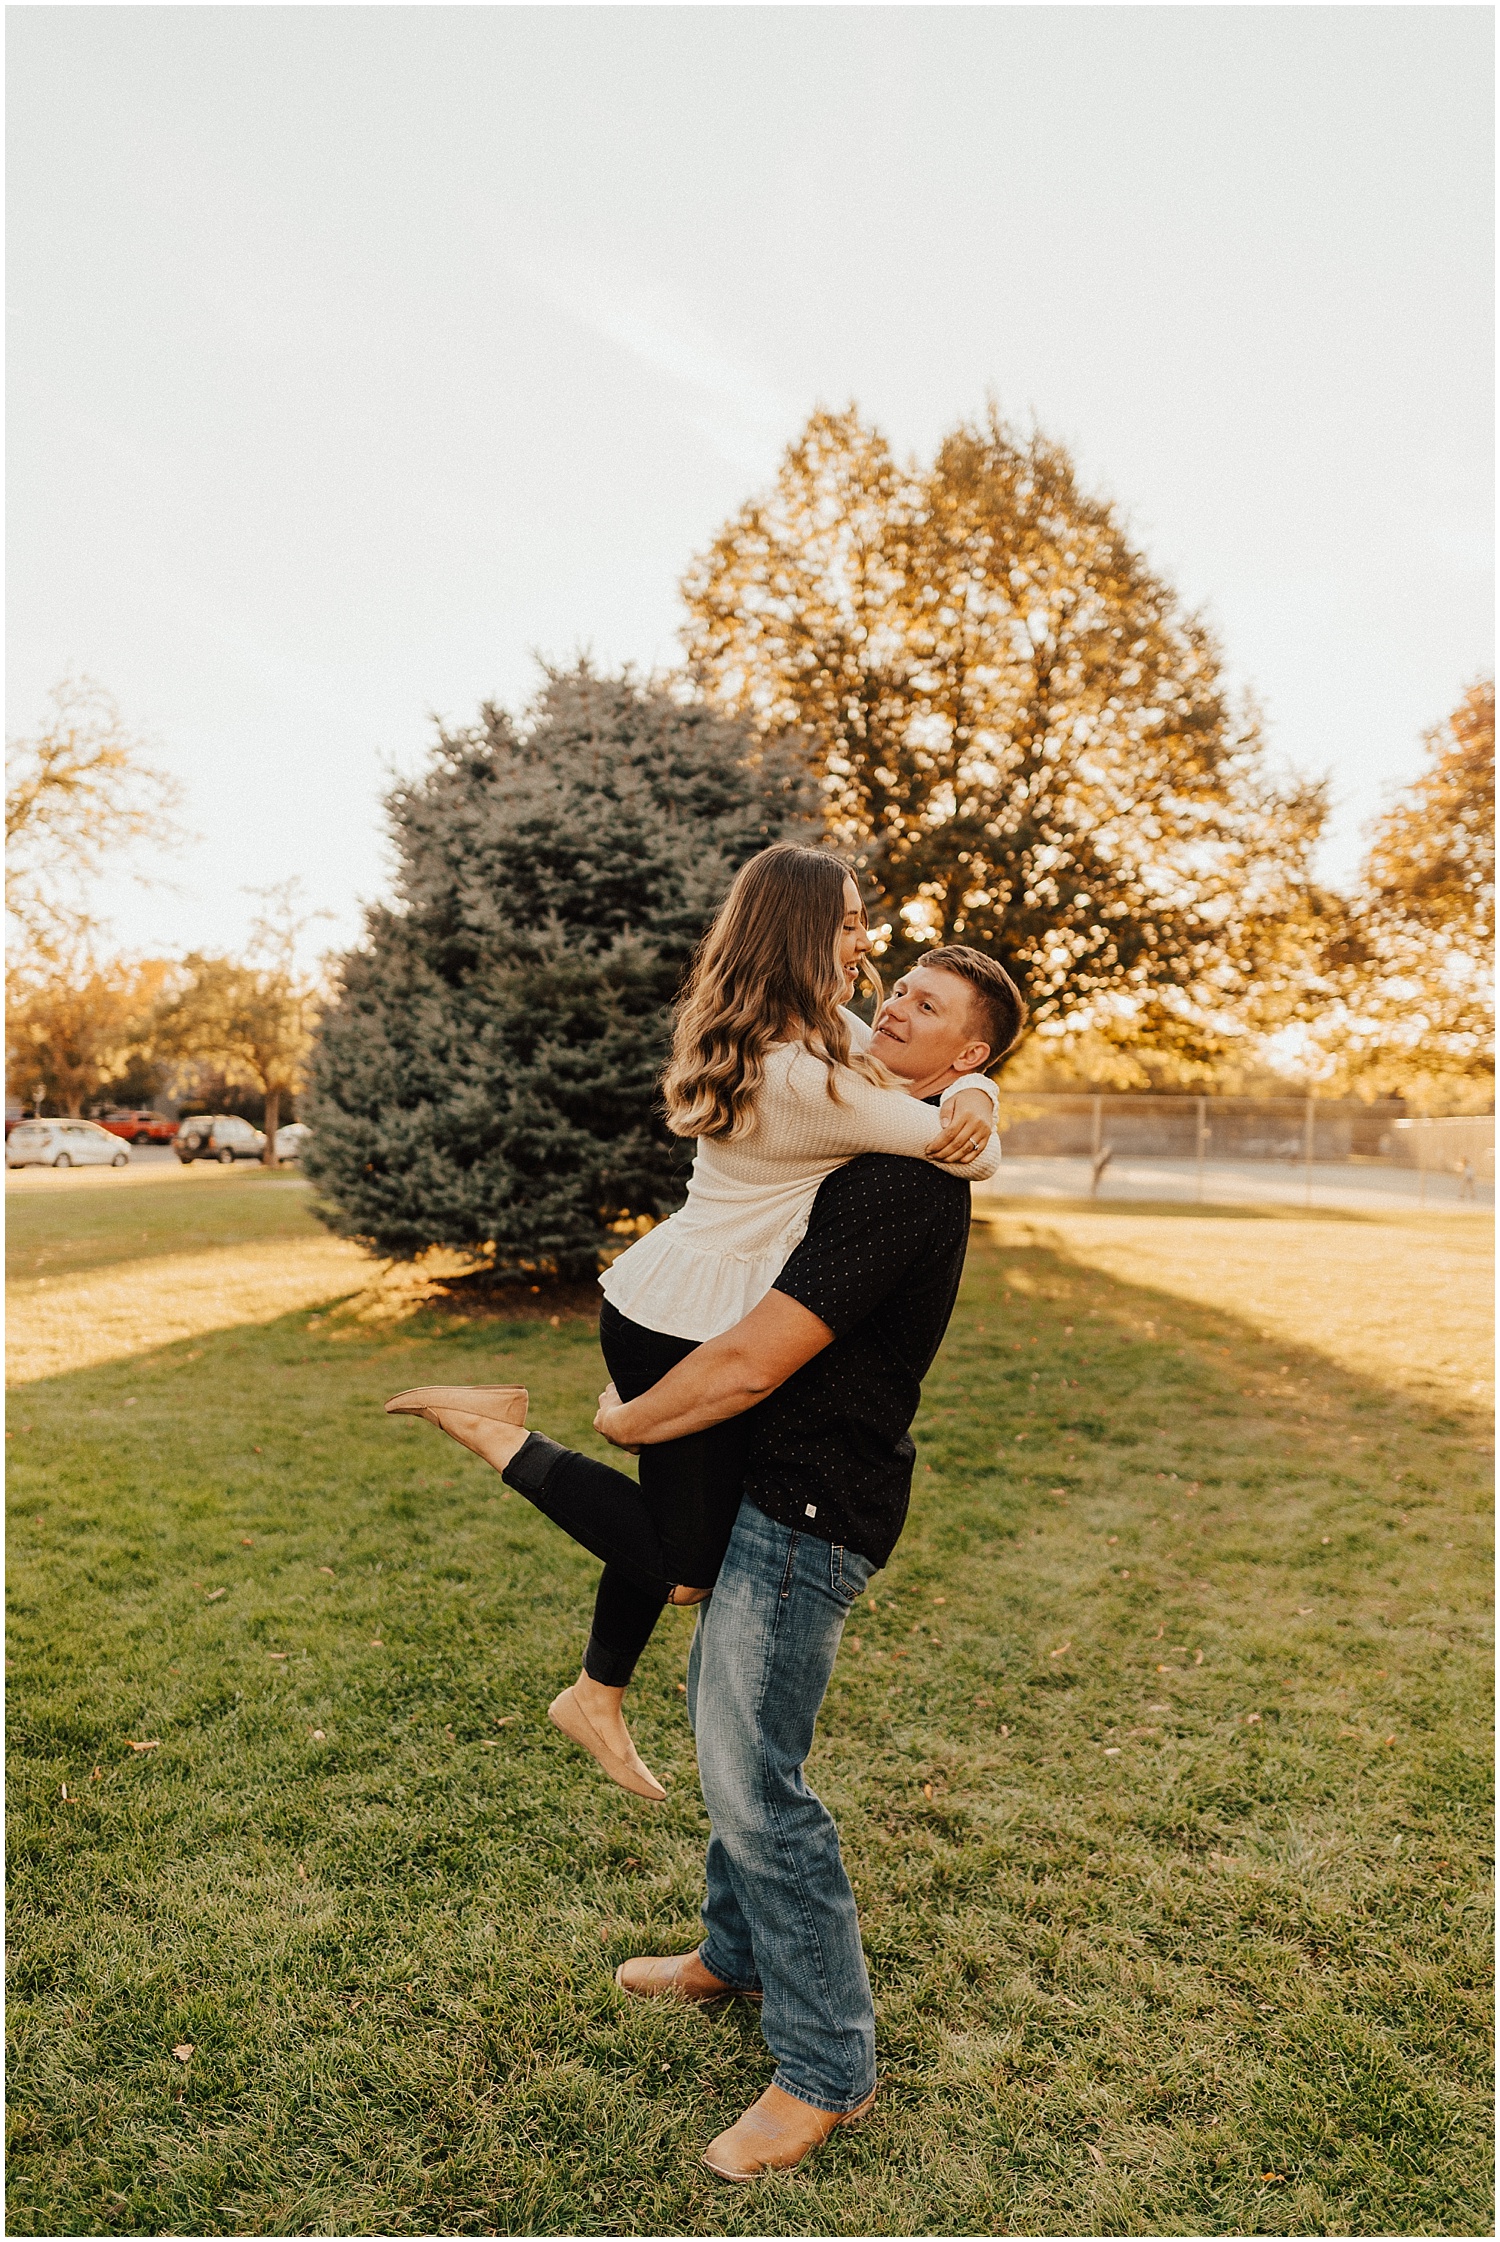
top-left (685, 1496), bottom-right (876, 2114)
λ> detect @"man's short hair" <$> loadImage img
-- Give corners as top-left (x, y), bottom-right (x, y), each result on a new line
top-left (917, 946), bottom-right (1027, 1070)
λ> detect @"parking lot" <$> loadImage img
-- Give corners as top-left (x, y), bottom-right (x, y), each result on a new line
top-left (5, 1143), bottom-right (304, 1193)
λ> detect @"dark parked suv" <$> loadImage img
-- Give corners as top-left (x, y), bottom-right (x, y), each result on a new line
top-left (175, 1115), bottom-right (267, 1165)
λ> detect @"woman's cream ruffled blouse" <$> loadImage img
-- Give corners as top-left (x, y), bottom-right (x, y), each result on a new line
top-left (598, 1016), bottom-right (1000, 1342)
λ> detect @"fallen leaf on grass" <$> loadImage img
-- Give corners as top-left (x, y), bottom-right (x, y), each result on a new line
top-left (369, 1639), bottom-right (383, 1647)
top-left (1261, 2172), bottom-right (1285, 2183)
top-left (922, 1783), bottom-right (934, 1800)
top-left (204, 1588), bottom-right (226, 1603)
top-left (241, 1537), bottom-right (254, 1547)
top-left (172, 2044), bottom-right (194, 2063)
top-left (1049, 1642), bottom-right (1072, 1659)
top-left (1088, 2143), bottom-right (1105, 2168)
top-left (268, 1652), bottom-right (288, 1662)
top-left (91, 1766), bottom-right (102, 1779)
top-left (318, 1566), bottom-right (335, 1576)
top-left (125, 1739), bottom-right (161, 1752)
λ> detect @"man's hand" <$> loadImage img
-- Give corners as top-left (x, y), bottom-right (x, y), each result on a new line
top-left (595, 1382), bottom-right (641, 1453)
top-left (926, 1086), bottom-right (995, 1165)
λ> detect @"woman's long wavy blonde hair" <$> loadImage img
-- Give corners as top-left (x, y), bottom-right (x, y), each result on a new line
top-left (662, 844), bottom-right (891, 1141)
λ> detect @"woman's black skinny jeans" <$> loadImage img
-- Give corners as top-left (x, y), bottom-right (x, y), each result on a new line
top-left (500, 1299), bottom-right (747, 1687)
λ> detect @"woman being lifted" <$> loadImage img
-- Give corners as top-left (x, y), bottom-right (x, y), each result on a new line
top-left (385, 845), bottom-right (1003, 1797)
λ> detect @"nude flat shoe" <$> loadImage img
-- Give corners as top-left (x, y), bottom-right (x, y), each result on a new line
top-left (547, 1684), bottom-right (666, 1803)
top-left (384, 1384), bottom-right (529, 1426)
top-left (703, 2082), bottom-right (877, 2182)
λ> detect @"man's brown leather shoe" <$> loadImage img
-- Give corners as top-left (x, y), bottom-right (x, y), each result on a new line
top-left (703, 2082), bottom-right (877, 2181)
top-left (613, 1950), bottom-right (761, 2004)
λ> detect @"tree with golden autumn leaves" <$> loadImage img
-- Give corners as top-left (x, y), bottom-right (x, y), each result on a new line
top-left (1317, 678), bottom-right (1494, 1107)
top-left (5, 675), bottom-right (184, 961)
top-left (6, 952), bottom-right (173, 1117)
top-left (5, 677), bottom-right (188, 1117)
top-left (682, 405), bottom-right (1327, 1075)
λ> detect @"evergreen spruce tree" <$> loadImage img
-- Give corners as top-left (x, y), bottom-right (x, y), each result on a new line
top-left (304, 664), bottom-right (813, 1276)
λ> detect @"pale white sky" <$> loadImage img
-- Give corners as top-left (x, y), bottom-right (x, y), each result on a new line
top-left (7, 4), bottom-right (1493, 964)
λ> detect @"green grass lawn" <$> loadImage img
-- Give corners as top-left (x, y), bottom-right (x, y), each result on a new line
top-left (6, 1181), bottom-right (1493, 2237)
top-left (7, 1169), bottom-right (320, 1291)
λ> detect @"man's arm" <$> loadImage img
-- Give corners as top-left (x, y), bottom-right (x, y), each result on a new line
top-left (594, 1290), bottom-right (834, 1449)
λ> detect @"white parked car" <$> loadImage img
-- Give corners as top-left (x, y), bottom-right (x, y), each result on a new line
top-left (273, 1121), bottom-right (312, 1160)
top-left (6, 1119), bottom-right (130, 1169)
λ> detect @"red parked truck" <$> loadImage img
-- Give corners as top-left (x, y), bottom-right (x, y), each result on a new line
top-left (99, 1109), bottom-right (180, 1145)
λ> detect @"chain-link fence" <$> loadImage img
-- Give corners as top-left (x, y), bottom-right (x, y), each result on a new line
top-left (977, 1093), bottom-right (1494, 1212)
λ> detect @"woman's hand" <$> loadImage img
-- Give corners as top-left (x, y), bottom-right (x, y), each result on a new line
top-left (927, 1086), bottom-right (995, 1164)
top-left (595, 1382), bottom-right (642, 1453)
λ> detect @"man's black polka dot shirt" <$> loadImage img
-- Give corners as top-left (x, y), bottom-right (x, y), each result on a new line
top-left (743, 1146), bottom-right (973, 1568)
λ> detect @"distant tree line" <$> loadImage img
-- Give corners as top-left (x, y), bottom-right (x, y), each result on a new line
top-left (5, 683), bottom-right (321, 1158)
top-left (8, 408), bottom-right (1491, 1251)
